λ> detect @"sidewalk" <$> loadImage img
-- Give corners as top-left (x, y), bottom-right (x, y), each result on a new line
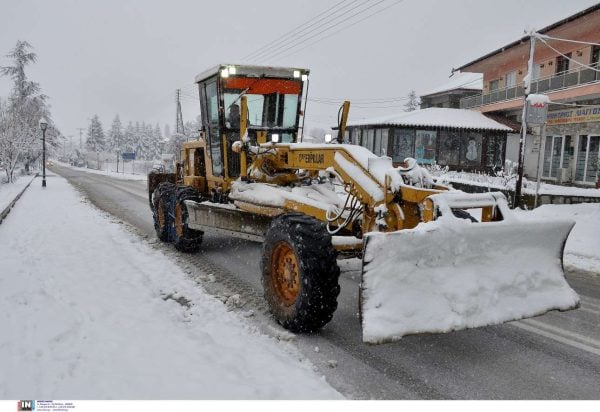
top-left (0, 175), bottom-right (341, 399)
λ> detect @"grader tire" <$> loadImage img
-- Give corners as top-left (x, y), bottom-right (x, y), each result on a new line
top-left (152, 182), bottom-right (175, 242)
top-left (173, 186), bottom-right (203, 253)
top-left (261, 213), bottom-right (340, 333)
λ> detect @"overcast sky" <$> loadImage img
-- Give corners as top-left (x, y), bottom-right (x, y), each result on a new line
top-left (1, 0), bottom-right (597, 140)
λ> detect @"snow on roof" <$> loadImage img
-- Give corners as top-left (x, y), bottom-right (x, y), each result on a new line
top-left (346, 108), bottom-right (513, 131)
top-left (420, 72), bottom-right (483, 97)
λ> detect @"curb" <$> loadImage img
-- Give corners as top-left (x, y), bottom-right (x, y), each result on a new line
top-left (0, 174), bottom-right (38, 225)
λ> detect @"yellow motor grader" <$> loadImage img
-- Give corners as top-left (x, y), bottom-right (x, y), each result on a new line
top-left (149, 64), bottom-right (579, 343)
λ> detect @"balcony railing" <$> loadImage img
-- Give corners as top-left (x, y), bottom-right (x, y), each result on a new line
top-left (460, 63), bottom-right (600, 109)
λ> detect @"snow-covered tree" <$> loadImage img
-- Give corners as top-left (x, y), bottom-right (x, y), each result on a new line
top-left (123, 121), bottom-right (135, 153)
top-left (86, 115), bottom-right (105, 152)
top-left (107, 115), bottom-right (123, 152)
top-left (404, 90), bottom-right (420, 112)
top-left (0, 40), bottom-right (60, 181)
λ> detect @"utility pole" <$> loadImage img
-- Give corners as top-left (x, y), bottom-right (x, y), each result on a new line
top-left (514, 32), bottom-right (536, 209)
top-left (175, 89), bottom-right (185, 133)
top-left (77, 128), bottom-right (85, 150)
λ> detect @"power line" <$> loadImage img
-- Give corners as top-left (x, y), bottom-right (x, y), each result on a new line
top-left (260, 0), bottom-right (390, 62)
top-left (536, 35), bottom-right (600, 73)
top-left (272, 0), bottom-right (405, 62)
top-left (243, 0), bottom-right (360, 62)
top-left (536, 33), bottom-right (600, 47)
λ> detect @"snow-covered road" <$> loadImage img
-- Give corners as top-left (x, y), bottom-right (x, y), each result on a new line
top-left (44, 164), bottom-right (600, 399)
top-left (0, 175), bottom-right (342, 399)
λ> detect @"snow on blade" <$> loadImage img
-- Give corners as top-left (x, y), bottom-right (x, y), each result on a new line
top-left (360, 219), bottom-right (579, 344)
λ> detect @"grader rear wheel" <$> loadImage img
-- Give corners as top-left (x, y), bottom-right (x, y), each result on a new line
top-left (261, 213), bottom-right (340, 333)
top-left (152, 182), bottom-right (175, 242)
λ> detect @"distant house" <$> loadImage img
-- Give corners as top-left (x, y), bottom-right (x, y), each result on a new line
top-left (420, 72), bottom-right (483, 109)
top-left (342, 107), bottom-right (513, 172)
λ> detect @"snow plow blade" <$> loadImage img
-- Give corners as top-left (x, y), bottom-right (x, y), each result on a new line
top-left (360, 219), bottom-right (579, 344)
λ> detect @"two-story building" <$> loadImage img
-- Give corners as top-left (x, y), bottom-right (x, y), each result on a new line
top-left (457, 4), bottom-right (600, 186)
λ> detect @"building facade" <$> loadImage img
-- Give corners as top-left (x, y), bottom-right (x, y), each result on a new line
top-left (456, 4), bottom-right (600, 185)
top-left (420, 72), bottom-right (483, 109)
top-left (343, 108), bottom-right (512, 172)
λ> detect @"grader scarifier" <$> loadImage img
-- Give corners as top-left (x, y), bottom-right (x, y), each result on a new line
top-left (149, 64), bottom-right (579, 343)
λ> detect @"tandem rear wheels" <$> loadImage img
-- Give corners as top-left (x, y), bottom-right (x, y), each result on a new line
top-left (261, 213), bottom-right (341, 333)
top-left (152, 183), bottom-right (203, 252)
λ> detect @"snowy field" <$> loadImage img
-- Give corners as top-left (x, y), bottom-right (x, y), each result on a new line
top-left (0, 173), bottom-right (36, 213)
top-left (55, 160), bottom-right (148, 181)
top-left (518, 203), bottom-right (600, 275)
top-left (0, 175), bottom-right (341, 399)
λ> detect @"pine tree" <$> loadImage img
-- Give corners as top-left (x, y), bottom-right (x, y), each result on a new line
top-left (86, 115), bottom-right (105, 152)
top-left (123, 121), bottom-right (135, 153)
top-left (404, 90), bottom-right (420, 112)
top-left (107, 115), bottom-right (123, 152)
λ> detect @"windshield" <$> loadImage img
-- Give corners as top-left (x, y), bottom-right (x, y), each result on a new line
top-left (222, 77), bottom-right (302, 130)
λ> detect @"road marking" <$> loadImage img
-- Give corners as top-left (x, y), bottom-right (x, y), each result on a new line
top-left (511, 319), bottom-right (600, 357)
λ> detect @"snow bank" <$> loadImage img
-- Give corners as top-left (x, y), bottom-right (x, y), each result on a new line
top-left (0, 174), bottom-right (36, 213)
top-left (0, 176), bottom-right (341, 399)
top-left (56, 161), bottom-right (147, 181)
top-left (518, 203), bottom-right (600, 274)
top-left (360, 218), bottom-right (579, 343)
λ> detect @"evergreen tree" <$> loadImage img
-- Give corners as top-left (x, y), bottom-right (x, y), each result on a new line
top-left (107, 115), bottom-right (123, 152)
top-left (123, 121), bottom-right (135, 153)
top-left (86, 115), bottom-right (105, 152)
top-left (404, 90), bottom-right (420, 112)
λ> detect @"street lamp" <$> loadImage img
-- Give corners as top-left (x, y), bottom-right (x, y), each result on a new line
top-left (39, 117), bottom-right (48, 188)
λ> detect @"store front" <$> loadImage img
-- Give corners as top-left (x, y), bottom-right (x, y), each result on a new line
top-left (344, 108), bottom-right (512, 172)
top-left (543, 105), bottom-right (600, 185)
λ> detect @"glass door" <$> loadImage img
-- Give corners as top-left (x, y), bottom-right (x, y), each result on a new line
top-left (575, 135), bottom-right (600, 183)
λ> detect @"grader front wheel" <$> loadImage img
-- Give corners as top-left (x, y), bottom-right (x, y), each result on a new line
top-left (261, 213), bottom-right (340, 333)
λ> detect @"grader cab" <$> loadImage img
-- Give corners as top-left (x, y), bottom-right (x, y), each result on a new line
top-left (148, 64), bottom-right (579, 343)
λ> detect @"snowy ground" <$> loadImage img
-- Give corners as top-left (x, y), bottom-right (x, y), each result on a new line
top-left (518, 203), bottom-right (600, 275)
top-left (0, 173), bottom-right (36, 213)
top-left (433, 170), bottom-right (600, 198)
top-left (55, 160), bottom-right (147, 181)
top-left (0, 175), bottom-right (342, 399)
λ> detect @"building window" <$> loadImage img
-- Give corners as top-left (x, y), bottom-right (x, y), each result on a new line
top-left (365, 129), bottom-right (374, 152)
top-left (391, 128), bottom-right (414, 162)
top-left (460, 132), bottom-right (482, 166)
top-left (592, 46), bottom-right (600, 67)
top-left (543, 135), bottom-right (572, 178)
top-left (489, 79), bottom-right (500, 91)
top-left (415, 130), bottom-right (437, 164)
top-left (438, 130), bottom-right (461, 166)
top-left (556, 53), bottom-right (571, 74)
top-left (486, 134), bottom-right (505, 168)
top-left (505, 71), bottom-right (517, 88)
top-left (370, 128), bottom-right (390, 156)
top-left (352, 128), bottom-right (362, 145)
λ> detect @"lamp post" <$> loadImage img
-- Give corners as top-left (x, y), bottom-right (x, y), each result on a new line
top-left (39, 117), bottom-right (48, 188)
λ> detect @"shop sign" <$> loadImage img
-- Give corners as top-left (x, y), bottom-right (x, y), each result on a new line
top-left (546, 105), bottom-right (600, 125)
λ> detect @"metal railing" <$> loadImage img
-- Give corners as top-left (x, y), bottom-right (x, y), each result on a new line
top-left (460, 63), bottom-right (600, 109)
